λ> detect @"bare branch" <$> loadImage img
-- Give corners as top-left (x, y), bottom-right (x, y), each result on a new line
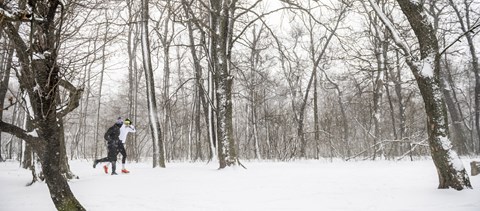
top-left (0, 120), bottom-right (41, 144)
top-left (57, 79), bottom-right (84, 117)
top-left (439, 23), bottom-right (480, 56)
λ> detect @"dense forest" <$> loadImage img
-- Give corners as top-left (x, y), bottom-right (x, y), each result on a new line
top-left (0, 0), bottom-right (478, 209)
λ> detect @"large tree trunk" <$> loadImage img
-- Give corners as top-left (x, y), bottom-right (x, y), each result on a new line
top-left (210, 0), bottom-right (238, 168)
top-left (41, 117), bottom-right (84, 210)
top-left (32, 55), bottom-right (85, 210)
top-left (369, 0), bottom-right (471, 190)
top-left (0, 1), bottom-right (86, 209)
top-left (427, 0), bottom-right (469, 156)
top-left (396, 0), bottom-right (471, 190)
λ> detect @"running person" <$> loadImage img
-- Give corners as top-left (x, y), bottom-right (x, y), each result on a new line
top-left (93, 118), bottom-right (123, 175)
top-left (118, 118), bottom-right (136, 173)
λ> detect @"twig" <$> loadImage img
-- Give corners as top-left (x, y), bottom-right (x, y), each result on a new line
top-left (439, 23), bottom-right (480, 56)
top-left (397, 139), bottom-right (428, 161)
top-left (237, 159), bottom-right (247, 169)
top-left (346, 139), bottom-right (428, 161)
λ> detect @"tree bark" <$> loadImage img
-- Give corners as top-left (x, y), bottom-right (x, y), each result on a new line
top-left (0, 40), bottom-right (13, 162)
top-left (93, 19), bottom-right (106, 159)
top-left (369, 0), bottom-right (472, 190)
top-left (0, 1), bottom-right (86, 209)
top-left (126, 0), bottom-right (141, 162)
top-left (210, 0), bottom-right (239, 168)
top-left (141, 0), bottom-right (165, 168)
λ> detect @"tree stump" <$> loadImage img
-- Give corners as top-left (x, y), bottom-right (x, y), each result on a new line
top-left (471, 161), bottom-right (480, 176)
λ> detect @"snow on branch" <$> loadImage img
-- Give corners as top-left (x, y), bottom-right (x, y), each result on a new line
top-left (367, 0), bottom-right (411, 58)
top-left (0, 120), bottom-right (41, 144)
top-left (0, 7), bottom-right (32, 22)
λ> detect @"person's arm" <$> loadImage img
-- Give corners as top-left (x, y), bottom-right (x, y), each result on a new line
top-left (128, 125), bottom-right (136, 133)
top-left (104, 127), bottom-right (112, 140)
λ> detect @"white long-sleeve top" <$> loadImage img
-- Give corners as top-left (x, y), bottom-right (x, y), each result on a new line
top-left (119, 124), bottom-right (136, 143)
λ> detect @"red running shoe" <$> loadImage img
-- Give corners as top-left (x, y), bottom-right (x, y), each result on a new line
top-left (121, 169), bottom-right (130, 174)
top-left (103, 165), bottom-right (108, 174)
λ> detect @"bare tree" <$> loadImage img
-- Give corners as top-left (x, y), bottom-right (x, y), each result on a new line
top-left (441, 54), bottom-right (470, 155)
top-left (151, 0), bottom-right (175, 161)
top-left (181, 0), bottom-right (209, 161)
top-left (368, 0), bottom-right (471, 190)
top-left (0, 38), bottom-right (14, 162)
top-left (126, 0), bottom-right (141, 161)
top-left (93, 10), bottom-right (109, 159)
top-left (141, 0), bottom-right (165, 168)
top-left (209, 0), bottom-right (239, 168)
top-left (447, 0), bottom-right (480, 154)
top-left (426, 0), bottom-right (470, 155)
top-left (0, 0), bottom-right (85, 209)
top-left (303, 1), bottom-right (349, 158)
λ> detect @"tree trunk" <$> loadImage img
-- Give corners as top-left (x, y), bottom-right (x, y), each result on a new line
top-left (313, 70), bottom-right (320, 159)
top-left (447, 0), bottom-right (480, 154)
top-left (0, 40), bottom-right (13, 162)
top-left (386, 50), bottom-right (405, 155)
top-left (126, 0), bottom-right (140, 162)
top-left (0, 1), bottom-right (86, 209)
top-left (32, 54), bottom-right (85, 209)
top-left (324, 72), bottom-right (350, 158)
top-left (398, 0), bottom-right (471, 190)
top-left (141, 0), bottom-right (165, 168)
top-left (94, 19), bottom-right (106, 159)
top-left (211, 0), bottom-right (238, 168)
top-left (372, 33), bottom-right (386, 160)
top-left (441, 57), bottom-right (470, 155)
top-left (181, 0), bottom-right (205, 161)
top-left (369, 0), bottom-right (472, 190)
top-left (40, 120), bottom-right (84, 210)
top-left (57, 114), bottom-right (77, 179)
top-left (264, 88), bottom-right (272, 159)
top-left (206, 1), bottom-right (219, 161)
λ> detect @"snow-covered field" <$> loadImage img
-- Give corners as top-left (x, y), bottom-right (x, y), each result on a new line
top-left (1, 158), bottom-right (479, 211)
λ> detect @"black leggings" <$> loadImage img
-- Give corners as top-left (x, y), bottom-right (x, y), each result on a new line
top-left (118, 142), bottom-right (127, 164)
top-left (97, 145), bottom-right (118, 162)
top-left (96, 145), bottom-right (118, 172)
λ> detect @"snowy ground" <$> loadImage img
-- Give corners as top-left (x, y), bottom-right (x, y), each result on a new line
top-left (1, 158), bottom-right (479, 211)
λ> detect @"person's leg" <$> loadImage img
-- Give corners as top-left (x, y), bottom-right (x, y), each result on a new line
top-left (93, 157), bottom-right (110, 173)
top-left (93, 159), bottom-right (98, 168)
top-left (106, 146), bottom-right (117, 174)
top-left (111, 161), bottom-right (117, 175)
top-left (96, 157), bottom-right (110, 163)
top-left (119, 143), bottom-right (127, 168)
